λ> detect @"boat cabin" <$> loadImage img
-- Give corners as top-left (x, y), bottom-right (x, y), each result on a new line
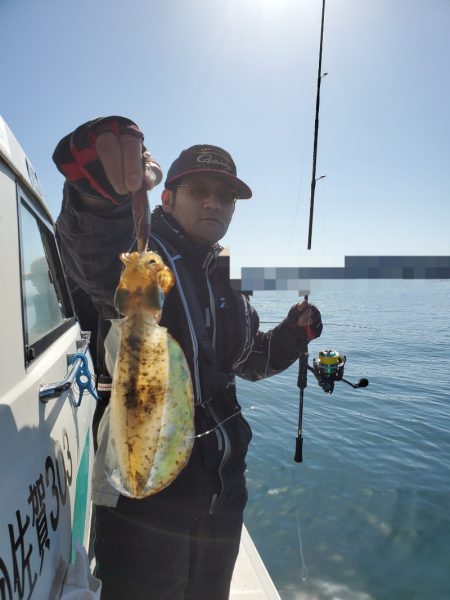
top-left (0, 116), bottom-right (96, 599)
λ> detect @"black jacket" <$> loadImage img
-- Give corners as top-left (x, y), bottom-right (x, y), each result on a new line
top-left (56, 181), bottom-right (306, 517)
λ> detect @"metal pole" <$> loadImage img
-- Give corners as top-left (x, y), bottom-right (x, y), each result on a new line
top-left (307, 0), bottom-right (326, 250)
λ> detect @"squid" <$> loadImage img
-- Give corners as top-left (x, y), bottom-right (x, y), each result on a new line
top-left (105, 250), bottom-right (194, 498)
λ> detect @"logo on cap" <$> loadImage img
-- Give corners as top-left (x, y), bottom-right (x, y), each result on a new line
top-left (165, 143), bottom-right (252, 199)
top-left (196, 153), bottom-right (233, 172)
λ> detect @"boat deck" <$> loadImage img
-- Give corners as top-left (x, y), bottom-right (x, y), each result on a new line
top-left (230, 526), bottom-right (281, 599)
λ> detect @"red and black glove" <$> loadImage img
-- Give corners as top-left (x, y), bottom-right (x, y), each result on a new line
top-left (285, 302), bottom-right (323, 343)
top-left (52, 116), bottom-right (162, 205)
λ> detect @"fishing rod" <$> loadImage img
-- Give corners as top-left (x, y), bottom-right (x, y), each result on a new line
top-left (294, 334), bottom-right (309, 463)
top-left (294, 293), bottom-right (369, 464)
top-left (294, 0), bottom-right (332, 463)
top-left (294, 293), bottom-right (310, 463)
top-left (307, 0), bottom-right (327, 250)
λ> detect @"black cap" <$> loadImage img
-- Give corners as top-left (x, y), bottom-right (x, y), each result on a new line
top-left (165, 144), bottom-right (252, 199)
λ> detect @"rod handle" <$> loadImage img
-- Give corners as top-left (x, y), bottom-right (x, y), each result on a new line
top-left (294, 436), bottom-right (303, 463)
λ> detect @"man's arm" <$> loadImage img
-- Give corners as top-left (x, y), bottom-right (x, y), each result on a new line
top-left (56, 182), bottom-right (135, 318)
top-left (234, 299), bottom-right (322, 381)
top-left (53, 116), bottom-right (161, 317)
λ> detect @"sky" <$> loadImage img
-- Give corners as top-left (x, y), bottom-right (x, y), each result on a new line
top-left (1, 0), bottom-right (449, 277)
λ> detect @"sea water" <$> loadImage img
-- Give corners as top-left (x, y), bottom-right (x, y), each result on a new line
top-left (238, 280), bottom-right (450, 600)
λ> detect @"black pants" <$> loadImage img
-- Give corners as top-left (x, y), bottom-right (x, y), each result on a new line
top-left (93, 503), bottom-right (243, 600)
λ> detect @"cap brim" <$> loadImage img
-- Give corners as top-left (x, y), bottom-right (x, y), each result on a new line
top-left (166, 169), bottom-right (252, 199)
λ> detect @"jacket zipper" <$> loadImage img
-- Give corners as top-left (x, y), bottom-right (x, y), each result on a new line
top-left (206, 402), bottom-right (231, 514)
top-left (203, 250), bottom-right (231, 513)
top-left (152, 237), bottom-right (229, 511)
top-left (232, 294), bottom-right (254, 369)
top-left (150, 235), bottom-right (203, 404)
top-left (203, 251), bottom-right (217, 349)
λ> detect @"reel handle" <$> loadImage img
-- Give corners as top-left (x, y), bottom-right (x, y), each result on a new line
top-left (341, 377), bottom-right (369, 389)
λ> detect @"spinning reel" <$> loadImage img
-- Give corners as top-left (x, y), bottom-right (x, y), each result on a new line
top-left (294, 348), bottom-right (369, 463)
top-left (311, 349), bottom-right (369, 394)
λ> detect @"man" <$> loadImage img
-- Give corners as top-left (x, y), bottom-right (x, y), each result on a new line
top-left (54, 116), bottom-right (322, 600)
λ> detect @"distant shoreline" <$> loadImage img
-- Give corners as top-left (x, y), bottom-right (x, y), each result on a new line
top-left (225, 256), bottom-right (450, 292)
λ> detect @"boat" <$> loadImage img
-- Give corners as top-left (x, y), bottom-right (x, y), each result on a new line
top-left (231, 526), bottom-right (281, 599)
top-left (0, 115), bottom-right (98, 598)
top-left (0, 115), bottom-right (281, 599)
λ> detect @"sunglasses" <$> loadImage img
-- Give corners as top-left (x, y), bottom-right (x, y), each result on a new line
top-left (174, 184), bottom-right (238, 206)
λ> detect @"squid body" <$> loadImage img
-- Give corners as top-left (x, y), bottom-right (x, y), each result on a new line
top-left (105, 251), bottom-right (194, 498)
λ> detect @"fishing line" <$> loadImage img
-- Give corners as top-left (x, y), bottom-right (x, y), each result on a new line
top-left (190, 410), bottom-right (242, 439)
top-left (250, 414), bottom-right (310, 584)
top-left (260, 320), bottom-right (378, 331)
top-left (263, 330), bottom-right (275, 378)
top-left (284, 455), bottom-right (309, 583)
top-left (288, 19), bottom-right (325, 253)
top-left (323, 322), bottom-right (379, 331)
top-left (191, 409), bottom-right (312, 586)
top-left (288, 128), bottom-right (310, 251)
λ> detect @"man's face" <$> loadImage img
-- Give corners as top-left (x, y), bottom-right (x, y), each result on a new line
top-left (161, 174), bottom-right (237, 244)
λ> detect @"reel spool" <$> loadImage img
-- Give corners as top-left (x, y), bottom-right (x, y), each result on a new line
top-left (312, 349), bottom-right (346, 393)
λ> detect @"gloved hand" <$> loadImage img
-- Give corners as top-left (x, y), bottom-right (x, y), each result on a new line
top-left (52, 116), bottom-right (162, 205)
top-left (285, 300), bottom-right (323, 343)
